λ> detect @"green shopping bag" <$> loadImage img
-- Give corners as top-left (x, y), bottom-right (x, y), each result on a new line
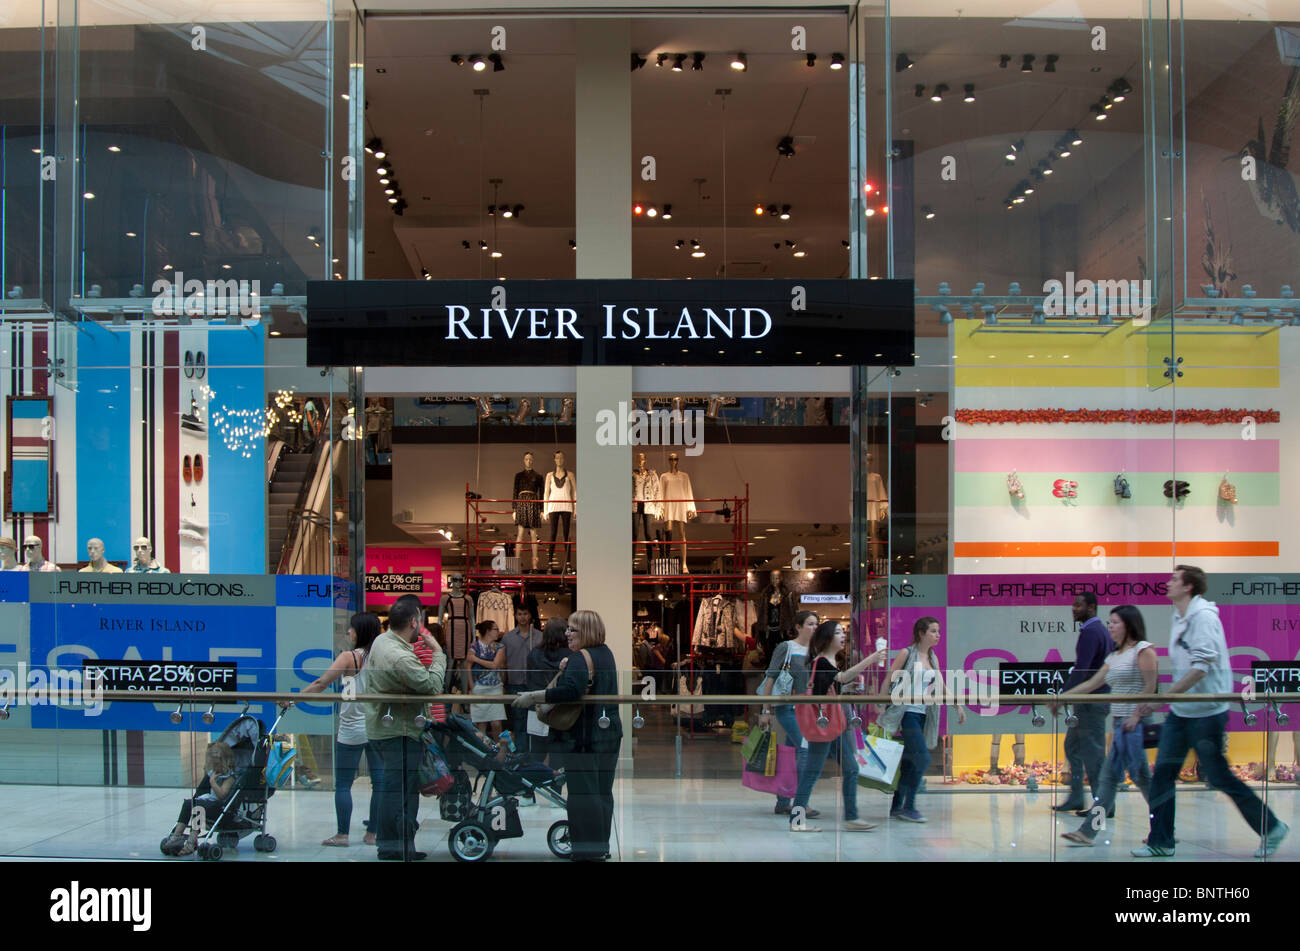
top-left (855, 724), bottom-right (903, 793)
top-left (741, 726), bottom-right (774, 774)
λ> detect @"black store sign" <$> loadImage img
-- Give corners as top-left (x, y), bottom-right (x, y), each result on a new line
top-left (998, 662), bottom-right (1075, 696)
top-left (306, 279), bottom-right (915, 367)
top-left (1252, 661), bottom-right (1300, 690)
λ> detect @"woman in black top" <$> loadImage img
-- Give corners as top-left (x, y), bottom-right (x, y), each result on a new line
top-left (514, 609), bottom-right (622, 861)
top-left (525, 617), bottom-right (573, 763)
top-left (789, 621), bottom-right (887, 833)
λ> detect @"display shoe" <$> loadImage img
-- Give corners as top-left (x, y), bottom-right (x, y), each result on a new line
top-left (1163, 479), bottom-right (1190, 499)
top-left (181, 392), bottom-right (205, 433)
top-left (181, 517), bottom-right (208, 534)
top-left (195, 351), bottom-right (206, 379)
top-left (1061, 830), bottom-right (1095, 847)
top-left (184, 351), bottom-right (195, 378)
top-left (194, 454), bottom-right (203, 483)
top-left (183, 456), bottom-right (192, 484)
top-left (179, 529), bottom-right (206, 543)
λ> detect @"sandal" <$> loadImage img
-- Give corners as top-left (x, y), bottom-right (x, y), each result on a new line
top-left (363, 832), bottom-right (376, 846)
top-left (1061, 830), bottom-right (1094, 847)
top-left (322, 834), bottom-right (349, 847)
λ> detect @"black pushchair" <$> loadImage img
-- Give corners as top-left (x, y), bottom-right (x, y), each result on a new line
top-left (166, 708), bottom-right (287, 861)
top-left (430, 713), bottom-right (569, 862)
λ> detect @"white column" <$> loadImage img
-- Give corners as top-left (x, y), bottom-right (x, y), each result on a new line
top-left (574, 20), bottom-right (633, 751)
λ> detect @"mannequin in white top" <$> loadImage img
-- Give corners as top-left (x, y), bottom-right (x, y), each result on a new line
top-left (657, 452), bottom-right (696, 574)
top-left (543, 450), bottom-right (576, 573)
top-left (511, 451), bottom-right (545, 573)
top-left (632, 451), bottom-right (660, 572)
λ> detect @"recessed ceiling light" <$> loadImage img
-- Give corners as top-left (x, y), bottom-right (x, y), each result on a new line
top-left (470, 55), bottom-right (485, 72)
top-left (125, 231), bottom-right (136, 237)
top-left (829, 53), bottom-right (844, 70)
top-left (82, 192), bottom-right (95, 199)
top-left (189, 231), bottom-right (200, 236)
top-left (730, 52), bottom-right (746, 71)
top-left (107, 145), bottom-right (121, 152)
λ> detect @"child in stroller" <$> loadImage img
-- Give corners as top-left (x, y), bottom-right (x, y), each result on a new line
top-left (432, 713), bottom-right (571, 862)
top-left (159, 711), bottom-right (284, 860)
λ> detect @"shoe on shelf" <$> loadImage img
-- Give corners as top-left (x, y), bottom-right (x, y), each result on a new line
top-left (1061, 830), bottom-right (1095, 847)
top-left (321, 834), bottom-right (349, 847)
top-left (894, 809), bottom-right (927, 823)
top-left (1254, 821), bottom-right (1289, 859)
top-left (1131, 844), bottom-right (1174, 857)
top-left (844, 819), bottom-right (877, 832)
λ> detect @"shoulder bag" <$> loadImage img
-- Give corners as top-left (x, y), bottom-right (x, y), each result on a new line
top-left (876, 648), bottom-right (913, 736)
top-left (537, 648), bottom-right (593, 731)
top-left (771, 643), bottom-right (794, 697)
top-left (795, 657), bottom-right (847, 742)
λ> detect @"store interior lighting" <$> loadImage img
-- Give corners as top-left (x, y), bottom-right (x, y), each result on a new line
top-left (631, 52), bottom-right (647, 71)
top-left (895, 52), bottom-right (915, 72)
top-left (963, 83), bottom-right (976, 102)
top-left (730, 52), bottom-right (746, 71)
top-left (829, 53), bottom-right (844, 69)
top-left (691, 52), bottom-right (705, 71)
top-left (915, 83), bottom-right (926, 98)
top-left (469, 55), bottom-right (485, 72)
top-left (1044, 53), bottom-right (1059, 73)
top-left (1021, 53), bottom-right (1035, 72)
top-left (777, 136), bottom-right (796, 158)
top-left (930, 83), bottom-right (948, 102)
top-left (489, 53), bottom-right (504, 72)
top-left (672, 53), bottom-right (686, 71)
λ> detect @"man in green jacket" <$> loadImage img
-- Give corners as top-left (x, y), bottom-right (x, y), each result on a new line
top-left (366, 598), bottom-right (446, 860)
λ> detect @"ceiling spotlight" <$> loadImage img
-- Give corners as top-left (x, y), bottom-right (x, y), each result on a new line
top-left (730, 52), bottom-right (747, 71)
top-left (83, 191), bottom-right (95, 199)
top-left (420, 267), bottom-right (430, 279)
top-left (1070, 131), bottom-right (1083, 146)
top-left (479, 240), bottom-right (488, 250)
top-left (488, 204), bottom-right (496, 216)
top-left (930, 83), bottom-right (948, 102)
top-left (631, 53), bottom-right (647, 71)
top-left (1012, 195), bottom-right (1026, 204)
top-left (777, 136), bottom-right (796, 158)
top-left (490, 249), bottom-right (503, 258)
top-left (568, 239), bottom-right (577, 249)
top-left (1045, 54), bottom-right (1059, 73)
top-left (1005, 141), bottom-right (1020, 162)
top-left (379, 177), bottom-right (391, 185)
top-left (633, 203), bottom-right (644, 216)
top-left (470, 55), bottom-right (485, 72)
top-left (1091, 103), bottom-right (1107, 120)
top-left (963, 83), bottom-right (976, 102)
top-left (779, 205), bottom-right (791, 220)
top-left (376, 164), bottom-right (389, 175)
top-left (107, 145), bottom-right (121, 152)
top-left (387, 196), bottom-right (398, 204)
top-left (489, 53), bottom-right (504, 72)
top-left (829, 53), bottom-right (844, 69)
top-left (754, 204), bottom-right (765, 215)
top-left (784, 240), bottom-right (795, 248)
top-left (895, 52), bottom-right (915, 72)
top-left (675, 240), bottom-right (685, 249)
top-left (691, 52), bottom-right (705, 71)
top-left (384, 187), bottom-right (395, 195)
top-left (690, 240), bottom-right (699, 248)
top-left (501, 206), bottom-right (514, 218)
top-left (672, 54), bottom-right (686, 72)
top-left (462, 240), bottom-right (471, 250)
top-left (691, 249), bottom-right (706, 258)
top-left (793, 249), bottom-right (806, 258)
top-left (767, 204), bottom-right (779, 216)
top-left (450, 55), bottom-right (464, 67)
top-left (646, 206), bottom-right (658, 217)
top-left (1022, 181), bottom-right (1034, 195)
top-left (1102, 95), bottom-right (1114, 110)
top-left (656, 53), bottom-right (669, 68)
top-left (841, 239), bottom-right (850, 248)
top-left (661, 204), bottom-right (672, 219)
top-left (865, 207), bottom-right (876, 216)
top-left (915, 83), bottom-right (926, 98)
top-left (365, 137), bottom-right (382, 154)
top-left (1021, 54), bottom-right (1035, 72)
top-left (921, 205), bottom-right (935, 219)
top-left (393, 198), bottom-right (407, 215)
top-left (806, 53), bottom-right (817, 68)
top-left (999, 54), bottom-right (1012, 69)
top-left (1111, 77), bottom-right (1132, 100)
top-left (511, 205), bottom-right (523, 218)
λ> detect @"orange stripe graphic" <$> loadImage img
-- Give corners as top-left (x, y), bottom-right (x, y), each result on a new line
top-left (954, 541), bottom-right (1278, 558)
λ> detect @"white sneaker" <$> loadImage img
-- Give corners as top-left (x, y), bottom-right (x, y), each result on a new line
top-left (1255, 821), bottom-right (1289, 858)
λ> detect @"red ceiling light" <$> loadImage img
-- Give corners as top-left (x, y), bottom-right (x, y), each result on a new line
top-left (863, 182), bottom-right (874, 194)
top-left (633, 203), bottom-right (644, 216)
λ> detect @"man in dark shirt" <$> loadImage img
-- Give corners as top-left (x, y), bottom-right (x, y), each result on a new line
top-left (1053, 591), bottom-right (1111, 813)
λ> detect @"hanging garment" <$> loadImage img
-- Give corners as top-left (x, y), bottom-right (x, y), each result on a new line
top-left (867, 470), bottom-right (889, 521)
top-left (543, 470), bottom-right (576, 516)
top-left (693, 595), bottom-right (739, 650)
top-left (513, 469), bottom-right (545, 529)
top-left (632, 467), bottom-right (661, 518)
top-left (440, 593), bottom-right (475, 661)
top-left (734, 599), bottom-right (758, 644)
top-left (476, 588), bottom-right (513, 633)
top-left (657, 470), bottom-right (696, 523)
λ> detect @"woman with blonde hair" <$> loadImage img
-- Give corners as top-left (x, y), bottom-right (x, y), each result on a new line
top-left (513, 608), bottom-right (622, 861)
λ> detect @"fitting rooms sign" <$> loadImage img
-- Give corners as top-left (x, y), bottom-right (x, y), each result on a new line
top-left (307, 279), bottom-right (914, 367)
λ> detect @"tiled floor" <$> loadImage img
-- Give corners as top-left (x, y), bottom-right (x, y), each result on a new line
top-left (0, 777), bottom-right (1294, 862)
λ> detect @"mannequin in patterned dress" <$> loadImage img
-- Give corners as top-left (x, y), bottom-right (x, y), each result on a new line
top-left (512, 451), bottom-right (544, 573)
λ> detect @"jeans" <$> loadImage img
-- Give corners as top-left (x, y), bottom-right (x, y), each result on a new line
top-left (791, 728), bottom-right (858, 823)
top-left (1063, 700), bottom-right (1109, 805)
top-left (1077, 717), bottom-right (1151, 840)
top-left (1146, 711), bottom-right (1279, 850)
top-left (334, 740), bottom-right (381, 836)
top-left (556, 737), bottom-right (621, 859)
top-left (772, 705), bottom-right (808, 810)
top-left (504, 685), bottom-right (529, 752)
top-left (890, 711), bottom-right (930, 814)
top-left (371, 736), bottom-right (423, 858)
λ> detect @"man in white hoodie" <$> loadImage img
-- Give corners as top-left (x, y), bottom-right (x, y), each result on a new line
top-left (1132, 565), bottom-right (1288, 858)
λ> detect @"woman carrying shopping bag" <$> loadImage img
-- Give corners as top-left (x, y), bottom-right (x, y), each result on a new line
top-left (789, 621), bottom-right (887, 833)
top-left (878, 617), bottom-right (965, 823)
top-left (756, 610), bottom-right (819, 817)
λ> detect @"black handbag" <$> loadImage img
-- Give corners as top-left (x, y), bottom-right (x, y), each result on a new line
top-left (1142, 721), bottom-right (1162, 749)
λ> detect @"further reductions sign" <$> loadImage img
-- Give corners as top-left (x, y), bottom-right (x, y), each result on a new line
top-left (306, 279), bottom-right (915, 367)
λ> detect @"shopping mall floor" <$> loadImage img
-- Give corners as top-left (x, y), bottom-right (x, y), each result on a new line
top-left (3, 716), bottom-right (1296, 862)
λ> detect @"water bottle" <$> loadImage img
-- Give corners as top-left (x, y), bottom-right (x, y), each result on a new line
top-left (500, 730), bottom-right (517, 753)
top-left (875, 636), bottom-right (887, 667)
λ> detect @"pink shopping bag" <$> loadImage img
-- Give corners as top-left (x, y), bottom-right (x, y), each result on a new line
top-left (741, 744), bottom-right (797, 799)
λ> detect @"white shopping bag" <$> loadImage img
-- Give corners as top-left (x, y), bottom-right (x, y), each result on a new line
top-left (527, 710), bottom-right (550, 737)
top-left (854, 729), bottom-right (903, 793)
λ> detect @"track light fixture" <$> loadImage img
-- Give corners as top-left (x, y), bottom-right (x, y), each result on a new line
top-left (675, 240), bottom-right (685, 249)
top-left (930, 83), bottom-right (948, 102)
top-left (476, 397), bottom-right (492, 420)
top-left (376, 164), bottom-right (389, 176)
top-left (1070, 131), bottom-right (1083, 146)
top-left (829, 53), bottom-right (844, 69)
top-left (512, 398), bottom-right (532, 424)
top-left (895, 52), bottom-right (915, 72)
top-left (568, 239), bottom-right (577, 249)
top-left (963, 83), bottom-right (976, 102)
top-left (470, 55), bottom-right (485, 72)
top-left (512, 204), bottom-right (523, 218)
top-left (646, 206), bottom-right (658, 217)
top-left (631, 52), bottom-right (647, 71)
top-left (393, 198), bottom-right (407, 215)
top-left (921, 205), bottom-right (935, 219)
top-left (558, 398), bottom-right (574, 425)
top-left (489, 53), bottom-right (504, 72)
top-left (462, 240), bottom-right (471, 250)
top-left (999, 54), bottom-right (1012, 69)
top-left (365, 137), bottom-right (382, 154)
top-left (488, 204), bottom-right (496, 216)
top-left (1101, 95), bottom-right (1114, 110)
top-left (754, 204), bottom-right (765, 215)
top-left (784, 240), bottom-right (795, 247)
top-left (691, 52), bottom-right (705, 71)
top-left (501, 206), bottom-right (513, 218)
top-left (767, 204), bottom-right (778, 216)
top-left (915, 84), bottom-right (926, 98)
top-left (656, 53), bottom-right (669, 68)
top-left (420, 267), bottom-right (430, 279)
top-left (1044, 53), bottom-right (1059, 73)
top-left (1004, 140), bottom-right (1021, 162)
top-left (806, 53), bottom-right (817, 68)
top-left (1021, 54), bottom-right (1035, 72)
top-left (777, 136), bottom-right (796, 158)
top-left (450, 54), bottom-right (464, 67)
top-left (730, 52), bottom-right (747, 71)
top-left (672, 54), bottom-right (686, 71)
top-left (661, 204), bottom-right (672, 219)
top-left (1091, 102), bottom-right (1107, 120)
top-left (479, 240), bottom-right (488, 250)
top-left (1109, 77), bottom-right (1132, 101)
top-left (780, 204), bottom-right (791, 220)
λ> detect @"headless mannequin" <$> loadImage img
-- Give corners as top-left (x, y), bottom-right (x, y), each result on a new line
top-left (543, 450), bottom-right (575, 572)
top-left (659, 452), bottom-right (696, 573)
top-left (511, 451), bottom-right (543, 573)
top-left (439, 575), bottom-right (474, 664)
top-left (632, 451), bottom-right (658, 572)
top-left (989, 734), bottom-right (1026, 774)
